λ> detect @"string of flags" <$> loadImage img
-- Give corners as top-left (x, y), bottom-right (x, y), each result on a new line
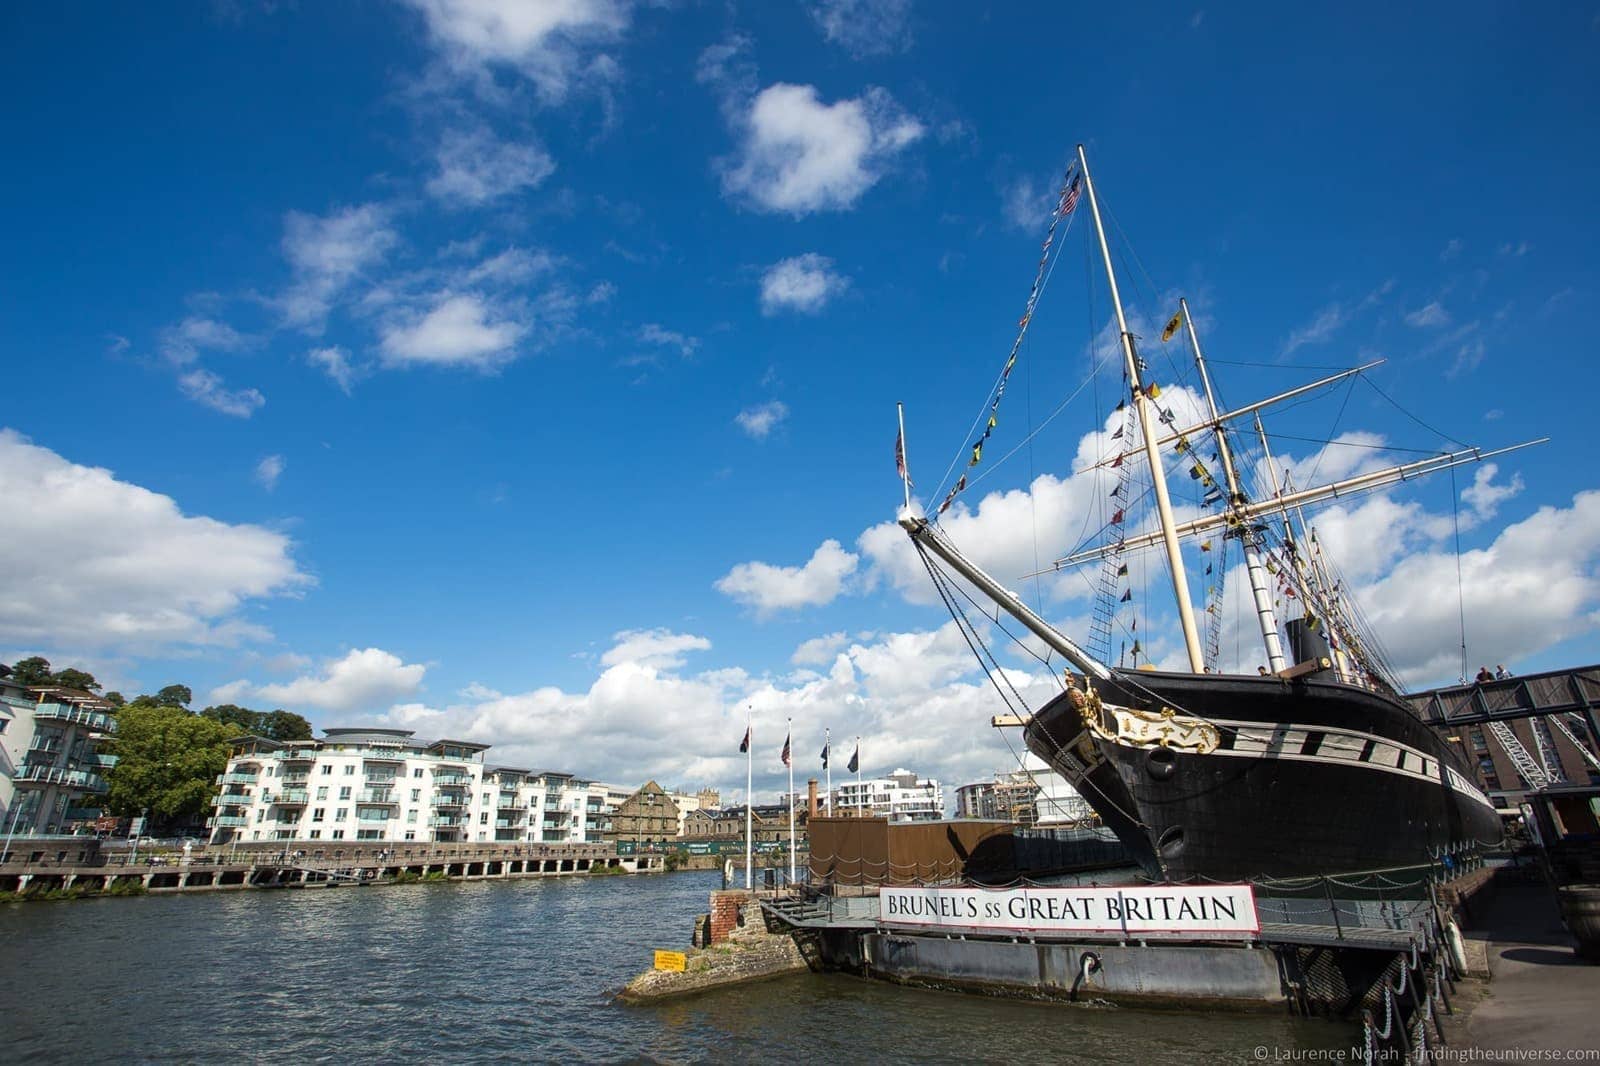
top-left (938, 163), bottom-right (1081, 516)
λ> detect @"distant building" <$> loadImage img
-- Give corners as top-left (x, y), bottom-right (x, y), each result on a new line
top-left (206, 728), bottom-right (614, 846)
top-left (604, 780), bottom-right (680, 847)
top-left (832, 769), bottom-right (944, 822)
top-left (0, 678), bottom-right (118, 845)
top-left (956, 760), bottom-right (1094, 826)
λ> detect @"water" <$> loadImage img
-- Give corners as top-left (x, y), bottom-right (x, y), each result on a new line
top-left (0, 870), bottom-right (1358, 1063)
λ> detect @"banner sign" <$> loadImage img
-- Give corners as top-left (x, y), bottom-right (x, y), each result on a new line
top-left (880, 884), bottom-right (1259, 937)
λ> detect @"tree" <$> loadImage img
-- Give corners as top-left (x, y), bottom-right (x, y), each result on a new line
top-left (200, 703), bottom-right (257, 733)
top-left (50, 667), bottom-right (101, 692)
top-left (104, 691), bottom-right (127, 708)
top-left (261, 709), bottom-right (313, 741)
top-left (155, 684), bottom-right (192, 709)
top-left (9, 656), bottom-right (54, 687)
top-left (104, 703), bottom-right (232, 819)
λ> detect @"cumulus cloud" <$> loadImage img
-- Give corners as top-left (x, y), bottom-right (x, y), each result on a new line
top-left (279, 203), bottom-right (397, 331)
top-left (379, 293), bottom-right (526, 369)
top-left (0, 429), bottom-right (309, 653)
top-left (403, 0), bottom-right (628, 103)
top-left (734, 401), bottom-right (789, 440)
top-left (221, 647), bottom-right (428, 715)
top-left (427, 124), bottom-right (555, 206)
top-left (308, 346), bottom-right (360, 394)
top-left (716, 539), bottom-right (859, 614)
top-left (254, 454), bottom-right (285, 491)
top-left (600, 629), bottom-right (712, 670)
top-left (1281, 303), bottom-right (1347, 357)
top-left (719, 83), bottom-right (922, 214)
top-left (760, 253), bottom-right (848, 315)
top-left (179, 368), bottom-right (265, 418)
top-left (159, 316), bottom-right (248, 366)
top-left (792, 631), bottom-right (849, 666)
top-left (638, 323), bottom-right (699, 358)
top-left (805, 0), bottom-right (913, 58)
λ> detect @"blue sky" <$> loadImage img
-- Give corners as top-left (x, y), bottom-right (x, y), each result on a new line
top-left (2, 2), bottom-right (1596, 802)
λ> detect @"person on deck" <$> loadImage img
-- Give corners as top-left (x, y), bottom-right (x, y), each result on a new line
top-left (1495, 665), bottom-right (1513, 679)
top-left (1475, 666), bottom-right (1495, 683)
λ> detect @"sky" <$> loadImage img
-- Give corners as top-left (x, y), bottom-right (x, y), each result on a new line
top-left (2, 2), bottom-right (1597, 808)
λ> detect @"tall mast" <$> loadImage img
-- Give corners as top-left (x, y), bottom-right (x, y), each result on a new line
top-left (1181, 297), bottom-right (1286, 672)
top-left (1077, 144), bottom-right (1205, 672)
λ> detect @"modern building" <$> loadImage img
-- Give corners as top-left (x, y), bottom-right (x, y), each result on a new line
top-left (206, 728), bottom-right (616, 846)
top-left (957, 760), bottom-right (1094, 826)
top-left (831, 769), bottom-right (944, 822)
top-left (0, 677), bottom-right (118, 846)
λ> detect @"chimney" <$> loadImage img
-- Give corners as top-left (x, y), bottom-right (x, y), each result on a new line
top-left (807, 778), bottom-right (818, 818)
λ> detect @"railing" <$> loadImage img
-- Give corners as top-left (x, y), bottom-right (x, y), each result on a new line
top-left (273, 790), bottom-right (310, 805)
top-left (358, 790), bottom-right (397, 804)
top-left (364, 771), bottom-right (398, 783)
top-left (215, 815), bottom-right (249, 827)
top-left (429, 816), bottom-right (465, 827)
top-left (219, 772), bottom-right (258, 785)
top-left (64, 806), bottom-right (104, 821)
top-left (83, 752), bottom-right (119, 769)
top-left (14, 765), bottom-right (109, 792)
top-left (277, 751), bottom-right (316, 763)
top-left (356, 813), bottom-right (392, 824)
top-left (217, 792), bottom-right (253, 807)
top-left (281, 775), bottom-right (311, 786)
top-left (435, 774), bottom-right (472, 786)
top-left (32, 703), bottom-right (117, 732)
top-left (433, 798), bottom-right (466, 809)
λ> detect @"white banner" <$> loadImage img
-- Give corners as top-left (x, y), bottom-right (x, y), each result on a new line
top-left (880, 884), bottom-right (1259, 936)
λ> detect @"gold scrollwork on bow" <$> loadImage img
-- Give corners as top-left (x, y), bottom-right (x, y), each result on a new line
top-left (1087, 702), bottom-right (1220, 754)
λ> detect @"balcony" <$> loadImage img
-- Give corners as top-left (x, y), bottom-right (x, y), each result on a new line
top-left (272, 790), bottom-right (310, 805)
top-left (495, 819), bottom-right (521, 829)
top-left (364, 770), bottom-right (398, 784)
top-left (13, 765), bottom-right (108, 793)
top-left (215, 815), bottom-right (249, 827)
top-left (435, 772), bottom-right (471, 786)
top-left (432, 797), bottom-right (466, 810)
top-left (278, 750), bottom-right (316, 764)
top-left (358, 790), bottom-right (398, 804)
top-left (429, 816), bottom-right (465, 827)
top-left (356, 811), bottom-right (392, 824)
top-left (83, 752), bottom-right (119, 769)
top-left (64, 806), bottom-right (103, 821)
top-left (362, 752), bottom-right (405, 765)
top-left (219, 771), bottom-right (258, 785)
top-left (33, 702), bottom-right (117, 732)
top-left (280, 774), bottom-right (311, 786)
top-left (217, 792), bottom-right (253, 807)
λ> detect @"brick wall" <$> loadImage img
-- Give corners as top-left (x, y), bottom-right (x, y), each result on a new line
top-left (709, 889), bottom-right (752, 943)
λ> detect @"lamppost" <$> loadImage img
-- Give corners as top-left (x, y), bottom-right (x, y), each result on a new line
top-left (129, 806), bottom-right (149, 864)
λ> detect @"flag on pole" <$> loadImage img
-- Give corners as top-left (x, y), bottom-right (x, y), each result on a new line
top-left (739, 727), bottom-right (750, 753)
top-left (1161, 309), bottom-right (1184, 343)
top-left (847, 744), bottom-right (860, 773)
top-left (1116, 563), bottom-right (1129, 577)
top-left (820, 741), bottom-right (830, 768)
top-left (895, 429), bottom-right (910, 484)
top-left (781, 733), bottom-right (791, 767)
top-left (1120, 589), bottom-right (1132, 603)
top-left (1057, 172), bottom-right (1082, 216)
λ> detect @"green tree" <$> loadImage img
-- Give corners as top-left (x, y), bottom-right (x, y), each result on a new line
top-left (155, 684), bottom-right (192, 708)
top-left (9, 656), bottom-right (54, 687)
top-left (50, 667), bottom-right (101, 692)
top-left (104, 704), bottom-right (232, 819)
top-left (200, 703), bottom-right (257, 733)
top-left (104, 691), bottom-right (127, 708)
top-left (261, 709), bottom-right (313, 741)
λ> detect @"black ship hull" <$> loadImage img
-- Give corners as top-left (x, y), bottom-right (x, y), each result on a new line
top-left (1023, 668), bottom-right (1504, 882)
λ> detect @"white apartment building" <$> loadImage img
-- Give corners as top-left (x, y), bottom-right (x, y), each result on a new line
top-left (832, 768), bottom-right (944, 822)
top-left (1026, 755), bottom-right (1095, 824)
top-left (955, 758), bottom-right (1094, 826)
top-left (207, 728), bottom-right (617, 846)
top-left (1, 677), bottom-right (118, 845)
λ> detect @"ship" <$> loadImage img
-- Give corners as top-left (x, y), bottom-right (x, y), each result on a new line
top-left (896, 145), bottom-right (1539, 883)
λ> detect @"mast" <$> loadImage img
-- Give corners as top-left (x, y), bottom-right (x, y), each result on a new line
top-left (1182, 297), bottom-right (1286, 673)
top-left (1078, 144), bottom-right (1205, 672)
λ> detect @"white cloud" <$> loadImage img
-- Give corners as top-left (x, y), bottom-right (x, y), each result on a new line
top-left (403, 0), bottom-right (628, 103)
top-left (254, 454), bottom-right (285, 491)
top-left (379, 293), bottom-right (526, 369)
top-left (1404, 301), bottom-right (1451, 328)
top-left (638, 323), bottom-right (699, 358)
top-left (0, 429), bottom-right (309, 653)
top-left (760, 253), bottom-right (848, 315)
top-left (805, 0), bottom-right (913, 58)
top-left (792, 631), bottom-right (849, 666)
top-left (1498, 241), bottom-right (1529, 257)
top-left (427, 124), bottom-right (555, 206)
top-left (1461, 463), bottom-right (1523, 522)
top-left (1000, 174), bottom-right (1048, 231)
top-left (308, 346), bottom-right (360, 394)
top-left (179, 368), bottom-right (265, 418)
top-left (716, 539), bottom-right (858, 614)
top-left (735, 401), bottom-right (789, 440)
top-left (720, 83), bottom-right (922, 215)
top-left (279, 204), bottom-right (398, 331)
top-left (1281, 303), bottom-right (1346, 357)
top-left (224, 647), bottom-right (428, 715)
top-left (1440, 238), bottom-right (1463, 262)
top-left (159, 316), bottom-right (248, 366)
top-left (600, 629), bottom-right (712, 670)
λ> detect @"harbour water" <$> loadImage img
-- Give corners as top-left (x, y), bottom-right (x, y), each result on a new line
top-left (0, 869), bottom-right (1359, 1062)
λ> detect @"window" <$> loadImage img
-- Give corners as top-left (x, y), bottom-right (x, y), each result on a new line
top-left (332, 830), bottom-right (345, 840)
top-left (482, 793), bottom-right (491, 804)
top-left (309, 830), bottom-right (321, 840)
top-left (336, 808), bottom-right (348, 821)
top-left (339, 786), bottom-right (352, 800)
top-left (413, 768), bottom-right (423, 778)
top-left (321, 765), bottom-right (333, 775)
top-left (256, 809), bottom-right (265, 822)
top-left (251, 831), bottom-right (260, 839)
top-left (316, 787), bottom-right (329, 800)
top-left (407, 810), bottom-right (418, 824)
top-left (480, 812), bottom-right (489, 824)
top-left (344, 765), bottom-right (355, 775)
top-left (404, 831), bottom-right (416, 841)
top-left (411, 789), bottom-right (420, 802)
top-left (313, 808), bottom-right (325, 822)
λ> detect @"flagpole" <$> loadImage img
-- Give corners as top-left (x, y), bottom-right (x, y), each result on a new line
top-left (896, 402), bottom-right (911, 511)
top-left (745, 705), bottom-right (753, 891)
top-left (855, 736), bottom-right (862, 816)
top-left (824, 727), bottom-right (832, 815)
top-left (787, 717), bottom-right (796, 887)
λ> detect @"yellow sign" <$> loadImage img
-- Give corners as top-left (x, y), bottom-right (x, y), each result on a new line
top-left (653, 950), bottom-right (687, 972)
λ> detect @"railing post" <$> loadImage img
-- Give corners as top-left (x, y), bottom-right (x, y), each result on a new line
top-left (1324, 877), bottom-right (1344, 939)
